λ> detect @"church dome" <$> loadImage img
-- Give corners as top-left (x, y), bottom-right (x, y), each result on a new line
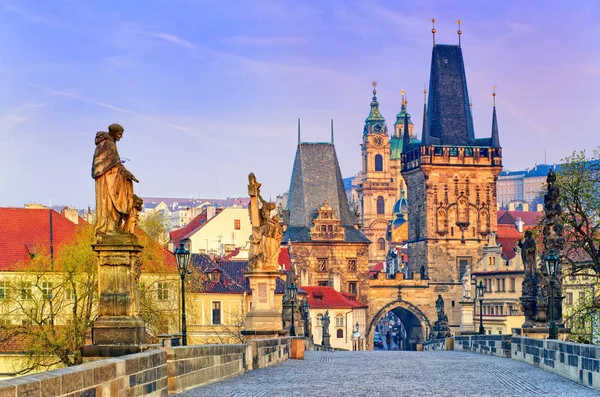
top-left (393, 197), bottom-right (408, 214)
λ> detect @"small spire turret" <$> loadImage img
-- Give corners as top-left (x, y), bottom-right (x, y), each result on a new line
top-left (421, 89), bottom-right (430, 146)
top-left (297, 118), bottom-right (301, 145)
top-left (491, 86), bottom-right (500, 148)
top-left (432, 18), bottom-right (436, 46)
top-left (457, 19), bottom-right (462, 47)
top-left (402, 113), bottom-right (411, 153)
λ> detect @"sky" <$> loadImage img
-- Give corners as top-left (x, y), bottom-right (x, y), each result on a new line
top-left (1, 0), bottom-right (599, 209)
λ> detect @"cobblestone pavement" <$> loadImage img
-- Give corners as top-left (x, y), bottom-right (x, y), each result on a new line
top-left (181, 351), bottom-right (600, 397)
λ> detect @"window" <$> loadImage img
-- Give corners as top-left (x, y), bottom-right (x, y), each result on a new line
top-left (567, 292), bottom-right (573, 305)
top-left (317, 314), bottom-right (323, 327)
top-left (42, 282), bottom-right (53, 299)
top-left (459, 259), bottom-right (470, 279)
top-left (336, 314), bottom-right (344, 327)
top-left (234, 219), bottom-right (241, 230)
top-left (378, 238), bottom-right (385, 251)
top-left (65, 288), bottom-right (76, 300)
top-left (376, 197), bottom-right (385, 215)
top-left (375, 154), bottom-right (383, 171)
top-left (212, 302), bottom-right (221, 325)
top-left (497, 278), bottom-right (505, 292)
top-left (0, 282), bottom-right (7, 300)
top-left (318, 281), bottom-right (329, 287)
top-left (321, 225), bottom-right (327, 232)
top-left (509, 278), bottom-right (516, 292)
top-left (337, 329), bottom-right (344, 338)
top-left (20, 283), bottom-right (32, 300)
top-left (488, 256), bottom-right (496, 266)
top-left (348, 282), bottom-right (357, 296)
top-left (157, 282), bottom-right (169, 300)
top-left (209, 272), bottom-right (220, 282)
top-left (317, 258), bottom-right (328, 272)
top-left (347, 259), bottom-right (357, 271)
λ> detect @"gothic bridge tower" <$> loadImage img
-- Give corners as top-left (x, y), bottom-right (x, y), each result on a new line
top-left (401, 42), bottom-right (503, 285)
top-left (359, 82), bottom-right (397, 264)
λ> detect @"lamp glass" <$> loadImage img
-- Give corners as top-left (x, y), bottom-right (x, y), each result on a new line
top-left (289, 281), bottom-right (297, 300)
top-left (477, 281), bottom-right (485, 300)
top-left (545, 251), bottom-right (559, 276)
top-left (175, 243), bottom-right (190, 273)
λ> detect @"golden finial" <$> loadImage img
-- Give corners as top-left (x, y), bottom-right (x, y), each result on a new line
top-left (469, 96), bottom-right (473, 108)
top-left (372, 81), bottom-right (377, 95)
top-left (492, 85), bottom-right (497, 106)
top-left (457, 19), bottom-right (462, 47)
top-left (424, 88), bottom-right (427, 103)
top-left (401, 89), bottom-right (406, 105)
top-left (432, 18), bottom-right (436, 46)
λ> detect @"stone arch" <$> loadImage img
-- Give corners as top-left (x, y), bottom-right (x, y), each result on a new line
top-left (366, 300), bottom-right (432, 350)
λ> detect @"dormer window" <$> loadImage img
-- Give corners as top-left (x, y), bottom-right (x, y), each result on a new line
top-left (209, 272), bottom-right (220, 282)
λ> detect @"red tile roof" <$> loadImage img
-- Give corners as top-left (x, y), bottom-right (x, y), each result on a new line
top-left (278, 247), bottom-right (291, 271)
top-left (302, 286), bottom-right (368, 309)
top-left (497, 210), bottom-right (542, 227)
top-left (170, 212), bottom-right (208, 247)
top-left (0, 208), bottom-right (83, 271)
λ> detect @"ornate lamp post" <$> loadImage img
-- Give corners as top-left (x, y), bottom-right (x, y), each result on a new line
top-left (476, 281), bottom-right (485, 335)
top-left (302, 298), bottom-right (310, 337)
top-left (545, 250), bottom-right (559, 340)
top-left (288, 281), bottom-right (297, 336)
top-left (174, 243), bottom-right (191, 346)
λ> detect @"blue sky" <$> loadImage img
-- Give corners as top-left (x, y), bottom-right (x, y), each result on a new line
top-left (1, 0), bottom-right (599, 208)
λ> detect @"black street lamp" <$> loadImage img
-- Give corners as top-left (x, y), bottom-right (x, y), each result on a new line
top-left (302, 298), bottom-right (310, 337)
top-left (476, 280), bottom-right (485, 335)
top-left (545, 250), bottom-right (560, 340)
top-left (175, 242), bottom-right (191, 346)
top-left (288, 281), bottom-right (297, 336)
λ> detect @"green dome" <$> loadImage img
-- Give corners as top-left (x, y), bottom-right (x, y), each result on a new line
top-left (390, 136), bottom-right (420, 160)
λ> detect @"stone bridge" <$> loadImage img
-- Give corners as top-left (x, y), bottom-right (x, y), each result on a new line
top-left (183, 350), bottom-right (596, 396)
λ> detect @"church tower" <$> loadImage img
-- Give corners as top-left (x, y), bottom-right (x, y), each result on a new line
top-left (359, 82), bottom-right (397, 264)
top-left (401, 41), bottom-right (503, 284)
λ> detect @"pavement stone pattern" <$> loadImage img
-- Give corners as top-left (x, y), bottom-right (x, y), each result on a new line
top-left (180, 350), bottom-right (599, 397)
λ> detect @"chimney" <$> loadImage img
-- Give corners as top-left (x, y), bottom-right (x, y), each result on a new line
top-left (537, 203), bottom-right (544, 212)
top-left (522, 203), bottom-right (529, 212)
top-left (508, 202), bottom-right (515, 211)
top-left (206, 206), bottom-right (217, 220)
top-left (62, 207), bottom-right (79, 224)
top-left (515, 217), bottom-right (524, 233)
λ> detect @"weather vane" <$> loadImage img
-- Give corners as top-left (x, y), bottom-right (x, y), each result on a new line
top-left (457, 19), bottom-right (462, 47)
top-left (432, 18), bottom-right (436, 46)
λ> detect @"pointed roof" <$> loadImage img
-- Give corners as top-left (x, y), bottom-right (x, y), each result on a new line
top-left (491, 100), bottom-right (500, 148)
top-left (364, 83), bottom-right (387, 135)
top-left (402, 113), bottom-right (411, 153)
top-left (394, 91), bottom-right (413, 126)
top-left (427, 44), bottom-right (475, 146)
top-left (421, 94), bottom-right (430, 146)
top-left (284, 143), bottom-right (369, 243)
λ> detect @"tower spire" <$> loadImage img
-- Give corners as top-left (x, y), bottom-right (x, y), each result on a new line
top-left (298, 118), bottom-right (301, 145)
top-left (457, 19), bottom-right (462, 47)
top-left (491, 86), bottom-right (500, 148)
top-left (364, 81), bottom-right (386, 134)
top-left (331, 119), bottom-right (334, 144)
top-left (402, 112), bottom-right (411, 153)
top-left (421, 89), bottom-right (430, 146)
top-left (432, 18), bottom-right (436, 46)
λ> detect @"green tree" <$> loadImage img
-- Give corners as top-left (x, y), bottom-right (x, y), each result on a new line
top-left (555, 147), bottom-right (600, 275)
top-left (140, 211), bottom-right (170, 246)
top-left (564, 286), bottom-right (600, 344)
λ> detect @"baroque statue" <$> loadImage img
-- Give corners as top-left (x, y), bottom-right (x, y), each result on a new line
top-left (247, 173), bottom-right (283, 271)
top-left (430, 295), bottom-right (451, 339)
top-left (92, 123), bottom-right (142, 240)
top-left (461, 265), bottom-right (472, 300)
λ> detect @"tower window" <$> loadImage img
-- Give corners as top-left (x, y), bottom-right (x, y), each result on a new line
top-left (377, 196), bottom-right (385, 215)
top-left (375, 154), bottom-right (383, 171)
top-left (377, 238), bottom-right (385, 251)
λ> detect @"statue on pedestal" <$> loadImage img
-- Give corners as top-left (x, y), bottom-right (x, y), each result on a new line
top-left (247, 173), bottom-right (283, 271)
top-left (92, 123), bottom-right (142, 240)
top-left (430, 295), bottom-right (451, 339)
top-left (519, 230), bottom-right (542, 327)
top-left (321, 310), bottom-right (331, 347)
top-left (461, 265), bottom-right (472, 300)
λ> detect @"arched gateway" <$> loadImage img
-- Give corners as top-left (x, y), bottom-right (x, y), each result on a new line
top-left (367, 300), bottom-right (432, 351)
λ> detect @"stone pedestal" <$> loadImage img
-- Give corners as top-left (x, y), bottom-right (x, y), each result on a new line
top-left (459, 300), bottom-right (475, 332)
top-left (241, 270), bottom-right (283, 340)
top-left (82, 235), bottom-right (147, 359)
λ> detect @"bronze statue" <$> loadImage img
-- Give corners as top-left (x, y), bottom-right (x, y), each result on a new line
top-left (92, 124), bottom-right (141, 238)
top-left (247, 173), bottom-right (283, 271)
top-left (520, 230), bottom-right (537, 274)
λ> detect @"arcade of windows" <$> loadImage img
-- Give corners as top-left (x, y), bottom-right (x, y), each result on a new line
top-left (480, 277), bottom-right (516, 293)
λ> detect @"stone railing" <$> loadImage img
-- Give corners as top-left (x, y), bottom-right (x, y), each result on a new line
top-left (0, 349), bottom-right (167, 397)
top-left (0, 337), bottom-right (294, 396)
top-left (512, 337), bottom-right (600, 390)
top-left (454, 334), bottom-right (512, 358)
top-left (423, 337), bottom-right (454, 351)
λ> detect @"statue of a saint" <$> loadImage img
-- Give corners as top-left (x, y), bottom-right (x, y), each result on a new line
top-left (92, 124), bottom-right (141, 238)
top-left (520, 230), bottom-right (537, 275)
top-left (322, 310), bottom-right (330, 337)
top-left (461, 266), bottom-right (472, 300)
top-left (435, 295), bottom-right (444, 317)
top-left (247, 173), bottom-right (283, 271)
